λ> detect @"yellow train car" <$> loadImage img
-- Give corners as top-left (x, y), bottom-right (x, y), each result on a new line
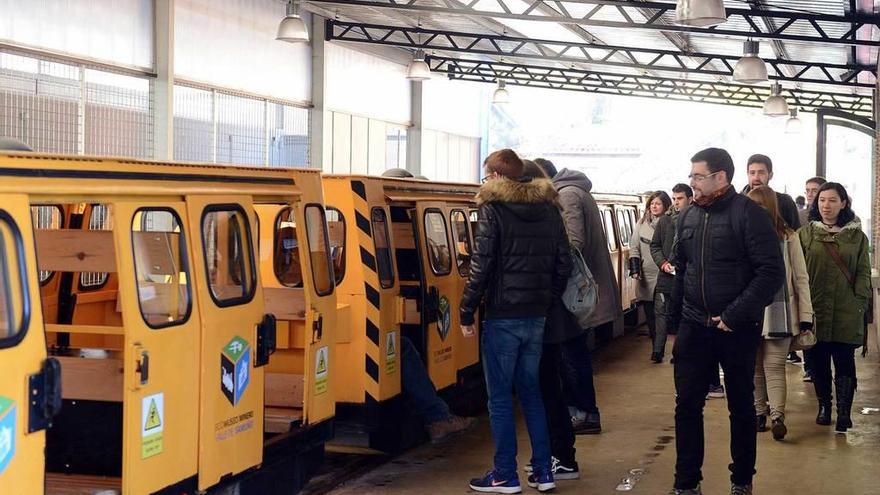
top-left (0, 151), bottom-right (336, 494)
top-left (321, 175), bottom-right (483, 452)
top-left (594, 192), bottom-right (646, 340)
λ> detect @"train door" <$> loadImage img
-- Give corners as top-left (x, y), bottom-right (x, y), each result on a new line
top-left (185, 197), bottom-right (266, 491)
top-left (295, 203), bottom-right (337, 425)
top-left (616, 207), bottom-right (636, 311)
top-left (448, 208), bottom-right (478, 372)
top-left (414, 203), bottom-right (458, 389)
top-left (600, 208), bottom-right (622, 309)
top-left (0, 194), bottom-right (52, 495)
top-left (113, 202), bottom-right (201, 493)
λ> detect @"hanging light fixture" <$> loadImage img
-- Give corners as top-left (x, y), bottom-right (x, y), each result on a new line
top-left (733, 40), bottom-right (768, 84)
top-left (276, 0), bottom-right (309, 43)
top-left (406, 49), bottom-right (431, 81)
top-left (763, 83), bottom-right (789, 116)
top-left (492, 80), bottom-right (510, 104)
top-left (675, 0), bottom-right (727, 27)
top-left (785, 107), bottom-right (803, 134)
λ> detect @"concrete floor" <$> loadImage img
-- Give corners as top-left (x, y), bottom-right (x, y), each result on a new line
top-left (327, 331), bottom-right (880, 495)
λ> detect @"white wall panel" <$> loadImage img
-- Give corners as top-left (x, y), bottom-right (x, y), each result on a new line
top-left (368, 119), bottom-right (387, 175)
top-left (326, 43), bottom-right (410, 124)
top-left (175, 0), bottom-right (311, 102)
top-left (351, 115), bottom-right (369, 174)
top-left (435, 131), bottom-right (449, 181)
top-left (332, 112), bottom-right (352, 173)
top-left (421, 130), bottom-right (437, 181)
top-left (0, 0), bottom-right (153, 68)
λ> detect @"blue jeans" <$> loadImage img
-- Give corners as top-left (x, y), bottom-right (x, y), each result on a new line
top-left (482, 318), bottom-right (551, 479)
top-left (401, 336), bottom-right (450, 424)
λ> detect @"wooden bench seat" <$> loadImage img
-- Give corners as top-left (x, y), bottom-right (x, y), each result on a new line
top-left (264, 407), bottom-right (303, 434)
top-left (56, 354), bottom-right (124, 403)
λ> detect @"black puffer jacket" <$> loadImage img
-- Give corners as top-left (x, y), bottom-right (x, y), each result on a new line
top-left (460, 177), bottom-right (572, 326)
top-left (669, 187), bottom-right (784, 331)
top-left (650, 207), bottom-right (681, 296)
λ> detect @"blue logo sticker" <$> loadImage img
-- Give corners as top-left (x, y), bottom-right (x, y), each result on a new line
top-left (0, 397), bottom-right (15, 475)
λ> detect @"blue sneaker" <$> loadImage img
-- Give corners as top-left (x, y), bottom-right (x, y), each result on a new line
top-left (527, 471), bottom-right (556, 492)
top-left (469, 470), bottom-right (522, 494)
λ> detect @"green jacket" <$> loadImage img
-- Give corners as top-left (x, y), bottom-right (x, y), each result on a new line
top-left (798, 221), bottom-right (871, 345)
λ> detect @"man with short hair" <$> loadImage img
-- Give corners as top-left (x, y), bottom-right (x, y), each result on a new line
top-left (800, 176), bottom-right (827, 226)
top-left (741, 154), bottom-right (800, 230)
top-left (668, 148), bottom-right (784, 495)
top-left (799, 176), bottom-right (827, 381)
top-left (649, 183), bottom-right (692, 363)
top-left (462, 149), bottom-right (571, 494)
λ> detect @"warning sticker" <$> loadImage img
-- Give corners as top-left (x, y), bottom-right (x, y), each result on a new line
top-left (385, 332), bottom-right (397, 374)
top-left (141, 393), bottom-right (164, 459)
top-left (0, 397), bottom-right (15, 475)
top-left (315, 346), bottom-right (329, 395)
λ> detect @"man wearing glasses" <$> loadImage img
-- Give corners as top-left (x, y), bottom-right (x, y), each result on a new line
top-left (667, 148), bottom-right (784, 495)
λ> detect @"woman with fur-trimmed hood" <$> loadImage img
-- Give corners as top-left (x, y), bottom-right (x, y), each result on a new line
top-left (461, 149), bottom-right (571, 494)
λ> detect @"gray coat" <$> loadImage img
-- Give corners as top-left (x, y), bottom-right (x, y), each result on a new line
top-left (553, 169), bottom-right (621, 330)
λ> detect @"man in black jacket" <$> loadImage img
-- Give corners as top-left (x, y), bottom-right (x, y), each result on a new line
top-left (741, 154), bottom-right (800, 230)
top-left (461, 149), bottom-right (571, 494)
top-left (649, 183), bottom-right (692, 363)
top-left (668, 148), bottom-right (785, 495)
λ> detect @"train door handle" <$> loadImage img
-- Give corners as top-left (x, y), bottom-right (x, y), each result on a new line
top-left (136, 349), bottom-right (150, 386)
top-left (312, 313), bottom-right (324, 342)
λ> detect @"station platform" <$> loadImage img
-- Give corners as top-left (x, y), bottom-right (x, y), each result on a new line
top-left (324, 330), bottom-right (880, 494)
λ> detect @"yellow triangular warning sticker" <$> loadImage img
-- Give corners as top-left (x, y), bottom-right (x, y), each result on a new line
top-left (386, 335), bottom-right (396, 356)
top-left (144, 399), bottom-right (161, 431)
top-left (317, 351), bottom-right (327, 374)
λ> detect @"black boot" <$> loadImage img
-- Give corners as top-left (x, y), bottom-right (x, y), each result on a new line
top-left (756, 414), bottom-right (767, 432)
top-left (835, 376), bottom-right (856, 433)
top-left (813, 374), bottom-right (832, 426)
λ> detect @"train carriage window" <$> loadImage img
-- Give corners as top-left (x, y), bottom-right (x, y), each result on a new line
top-left (626, 209), bottom-right (637, 238)
top-left (80, 204), bottom-right (112, 290)
top-left (424, 210), bottom-right (452, 276)
top-left (371, 207), bottom-right (395, 289)
top-left (450, 210), bottom-right (472, 276)
top-left (0, 213), bottom-right (27, 347)
top-left (274, 207), bottom-right (303, 288)
top-left (326, 207), bottom-right (346, 284)
top-left (202, 206), bottom-right (256, 306)
top-left (304, 205), bottom-right (335, 296)
top-left (132, 209), bottom-right (192, 328)
top-left (616, 210), bottom-right (630, 247)
top-left (603, 210), bottom-right (617, 252)
top-left (30, 205), bottom-right (64, 285)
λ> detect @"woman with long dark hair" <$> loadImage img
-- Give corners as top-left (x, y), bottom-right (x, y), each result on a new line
top-left (628, 191), bottom-right (671, 341)
top-left (747, 186), bottom-right (813, 441)
top-left (799, 182), bottom-right (870, 433)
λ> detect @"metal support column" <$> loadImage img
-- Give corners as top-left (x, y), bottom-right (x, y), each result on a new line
top-left (407, 80), bottom-right (423, 175)
top-left (154, 0), bottom-right (175, 160)
top-left (310, 15), bottom-right (332, 171)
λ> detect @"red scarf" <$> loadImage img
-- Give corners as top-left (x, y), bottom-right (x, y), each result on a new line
top-left (693, 184), bottom-right (731, 208)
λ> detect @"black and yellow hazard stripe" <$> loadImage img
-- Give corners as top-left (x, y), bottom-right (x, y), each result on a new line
top-left (351, 180), bottom-right (383, 403)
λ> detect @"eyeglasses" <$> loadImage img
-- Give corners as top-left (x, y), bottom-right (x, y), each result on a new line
top-left (481, 176), bottom-right (491, 184)
top-left (688, 171), bottom-right (721, 182)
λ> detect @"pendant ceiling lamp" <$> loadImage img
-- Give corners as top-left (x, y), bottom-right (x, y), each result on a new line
top-left (675, 0), bottom-right (727, 27)
top-left (785, 107), bottom-right (802, 134)
top-left (733, 40), bottom-right (768, 84)
top-left (276, 0), bottom-right (309, 43)
top-left (492, 80), bottom-right (510, 104)
top-left (406, 49), bottom-right (432, 81)
top-left (763, 83), bottom-right (789, 117)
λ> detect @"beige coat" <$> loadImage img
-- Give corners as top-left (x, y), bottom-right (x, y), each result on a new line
top-left (762, 231), bottom-right (813, 338)
top-left (629, 218), bottom-right (659, 303)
